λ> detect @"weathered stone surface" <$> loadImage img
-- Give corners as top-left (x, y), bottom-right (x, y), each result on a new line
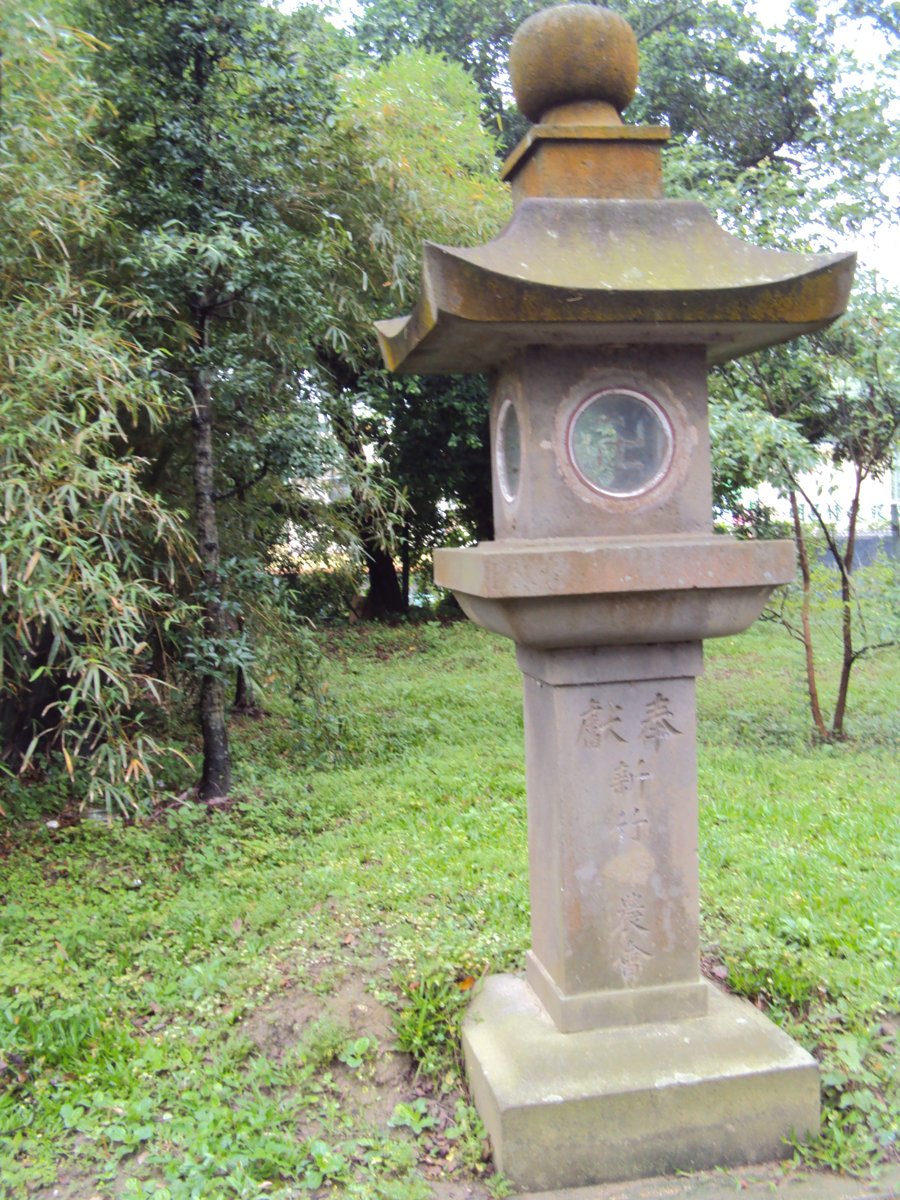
top-left (518, 643), bottom-right (702, 1024)
top-left (502, 125), bottom-right (669, 203)
top-left (521, 1164), bottom-right (900, 1200)
top-left (434, 538), bottom-right (794, 649)
top-left (375, 200), bottom-right (855, 374)
top-left (488, 348), bottom-right (713, 540)
top-left (509, 5), bottom-right (639, 122)
top-left (463, 975), bottom-right (820, 1192)
top-left (435, 535), bottom-right (795, 596)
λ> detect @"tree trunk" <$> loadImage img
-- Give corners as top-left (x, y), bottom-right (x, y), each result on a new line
top-left (190, 334), bottom-right (231, 801)
top-left (363, 536), bottom-right (406, 618)
top-left (789, 490), bottom-right (829, 741)
top-left (1, 623), bottom-right (66, 770)
top-left (322, 368), bottom-right (407, 621)
top-left (831, 466), bottom-right (863, 739)
top-left (233, 664), bottom-right (255, 713)
top-left (400, 527), bottom-right (411, 610)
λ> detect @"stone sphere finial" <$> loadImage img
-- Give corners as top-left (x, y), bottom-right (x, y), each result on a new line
top-left (509, 4), bottom-right (639, 124)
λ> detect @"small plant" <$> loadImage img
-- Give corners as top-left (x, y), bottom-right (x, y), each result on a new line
top-left (485, 1173), bottom-right (515, 1199)
top-left (444, 1099), bottom-right (490, 1172)
top-left (724, 951), bottom-right (819, 1015)
top-left (338, 1035), bottom-right (375, 1070)
top-left (392, 977), bottom-right (468, 1083)
top-left (797, 1024), bottom-right (900, 1174)
top-left (303, 1137), bottom-right (349, 1189)
top-left (295, 1016), bottom-right (348, 1068)
top-left (387, 1098), bottom-right (437, 1137)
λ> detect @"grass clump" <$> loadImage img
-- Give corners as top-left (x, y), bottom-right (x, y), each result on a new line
top-left (393, 976), bottom-right (470, 1083)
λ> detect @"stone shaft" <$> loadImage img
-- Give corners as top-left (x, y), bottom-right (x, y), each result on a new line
top-left (518, 642), bottom-right (705, 1031)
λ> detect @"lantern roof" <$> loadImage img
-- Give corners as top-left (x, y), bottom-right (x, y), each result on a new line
top-left (375, 3), bottom-right (855, 376)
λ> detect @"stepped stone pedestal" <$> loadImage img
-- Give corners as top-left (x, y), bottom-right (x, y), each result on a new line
top-left (464, 976), bottom-right (819, 1192)
top-left (440, 606), bottom-right (820, 1190)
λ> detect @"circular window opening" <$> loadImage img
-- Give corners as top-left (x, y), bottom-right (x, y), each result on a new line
top-left (567, 389), bottom-right (674, 498)
top-left (497, 398), bottom-right (522, 504)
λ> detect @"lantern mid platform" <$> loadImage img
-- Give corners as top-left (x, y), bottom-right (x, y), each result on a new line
top-left (434, 534), bottom-right (794, 649)
top-left (375, 2), bottom-right (853, 1189)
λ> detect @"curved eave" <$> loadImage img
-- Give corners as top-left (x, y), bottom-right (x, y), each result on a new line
top-left (375, 199), bottom-right (855, 374)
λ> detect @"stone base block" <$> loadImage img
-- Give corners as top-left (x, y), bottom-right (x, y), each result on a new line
top-left (462, 975), bottom-right (819, 1193)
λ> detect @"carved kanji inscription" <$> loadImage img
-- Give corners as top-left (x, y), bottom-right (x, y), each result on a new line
top-left (614, 889), bottom-right (653, 985)
top-left (611, 757), bottom-right (651, 796)
top-left (640, 692), bottom-right (682, 750)
top-left (578, 699), bottom-right (627, 747)
top-left (617, 806), bottom-right (650, 842)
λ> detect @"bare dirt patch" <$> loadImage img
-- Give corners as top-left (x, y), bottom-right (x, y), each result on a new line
top-left (242, 960), bottom-right (415, 1128)
top-left (239, 955), bottom-right (497, 1198)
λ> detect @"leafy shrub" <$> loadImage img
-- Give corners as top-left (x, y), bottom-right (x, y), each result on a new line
top-left (279, 563), bottom-right (363, 624)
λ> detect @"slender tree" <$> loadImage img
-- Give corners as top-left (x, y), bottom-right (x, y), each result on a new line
top-left (715, 279), bottom-right (900, 739)
top-left (80, 0), bottom-right (344, 796)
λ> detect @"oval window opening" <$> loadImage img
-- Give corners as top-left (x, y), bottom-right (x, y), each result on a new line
top-left (497, 399), bottom-right (522, 504)
top-left (567, 389), bottom-right (673, 498)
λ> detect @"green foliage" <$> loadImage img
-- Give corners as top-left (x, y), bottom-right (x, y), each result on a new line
top-left (0, 318), bottom-right (188, 809)
top-left (279, 561), bottom-right (365, 624)
top-left (354, 0), bottom-right (535, 145)
top-left (714, 276), bottom-right (900, 738)
top-left (813, 1025), bottom-right (899, 1172)
top-left (638, 1), bottom-right (896, 241)
top-left (772, 552), bottom-right (900, 660)
top-left (0, 8), bottom-right (188, 809)
top-left (338, 1034), bottom-right (375, 1070)
top-left (709, 384), bottom-right (819, 516)
top-left (320, 47), bottom-right (508, 345)
top-left (387, 1098), bottom-right (437, 1135)
top-left (304, 50), bottom-right (507, 608)
top-left (356, 0), bottom-right (900, 215)
top-left (70, 0), bottom-right (354, 793)
top-left (86, 0), bottom-right (344, 237)
top-left (355, 371), bottom-right (494, 585)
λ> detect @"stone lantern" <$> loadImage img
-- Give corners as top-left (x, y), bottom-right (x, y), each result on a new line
top-left (376, 5), bottom-right (855, 1191)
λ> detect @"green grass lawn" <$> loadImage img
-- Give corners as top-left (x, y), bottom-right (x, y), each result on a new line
top-left (0, 618), bottom-right (897, 1197)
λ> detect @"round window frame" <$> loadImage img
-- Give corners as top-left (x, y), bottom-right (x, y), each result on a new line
top-left (496, 397), bottom-right (523, 505)
top-left (565, 387), bottom-right (675, 500)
